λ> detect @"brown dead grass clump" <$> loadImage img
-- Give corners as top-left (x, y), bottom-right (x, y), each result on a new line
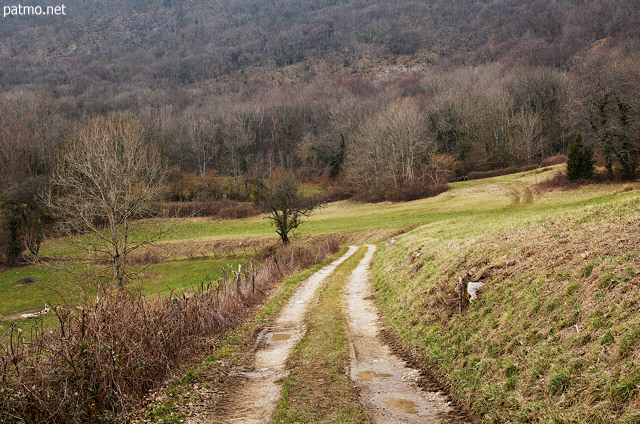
top-left (532, 171), bottom-right (596, 193)
top-left (540, 153), bottom-right (568, 167)
top-left (468, 164), bottom-right (539, 180)
top-left (0, 236), bottom-right (339, 423)
top-left (165, 199), bottom-right (260, 220)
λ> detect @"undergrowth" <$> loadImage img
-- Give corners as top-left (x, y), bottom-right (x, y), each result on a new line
top-left (0, 237), bottom-right (339, 423)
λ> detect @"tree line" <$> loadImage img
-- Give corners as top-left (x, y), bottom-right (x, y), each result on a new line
top-left (1, 37), bottom-right (639, 261)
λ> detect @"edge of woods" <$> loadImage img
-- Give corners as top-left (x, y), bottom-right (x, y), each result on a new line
top-left (0, 236), bottom-right (342, 424)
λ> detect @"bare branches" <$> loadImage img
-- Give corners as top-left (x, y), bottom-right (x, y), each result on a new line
top-left (251, 170), bottom-right (321, 245)
top-left (45, 113), bottom-right (167, 289)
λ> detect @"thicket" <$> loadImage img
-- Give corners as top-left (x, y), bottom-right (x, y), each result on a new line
top-left (0, 237), bottom-right (339, 423)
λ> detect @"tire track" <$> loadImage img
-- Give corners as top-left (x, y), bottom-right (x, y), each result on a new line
top-left (193, 246), bottom-right (359, 424)
top-left (345, 245), bottom-right (456, 423)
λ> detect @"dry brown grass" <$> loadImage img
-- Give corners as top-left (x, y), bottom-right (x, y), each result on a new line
top-left (164, 199), bottom-right (260, 220)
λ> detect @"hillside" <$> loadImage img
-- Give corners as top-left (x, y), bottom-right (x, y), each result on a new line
top-left (1, 0), bottom-right (639, 93)
top-left (373, 176), bottom-right (640, 422)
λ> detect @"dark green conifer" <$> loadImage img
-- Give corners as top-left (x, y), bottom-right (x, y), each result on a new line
top-left (566, 132), bottom-right (594, 180)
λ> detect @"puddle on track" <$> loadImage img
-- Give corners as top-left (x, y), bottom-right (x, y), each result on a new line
top-left (345, 245), bottom-right (453, 423)
top-left (359, 370), bottom-right (394, 382)
top-left (192, 246), bottom-right (359, 424)
top-left (270, 333), bottom-right (292, 341)
top-left (384, 398), bottom-right (419, 415)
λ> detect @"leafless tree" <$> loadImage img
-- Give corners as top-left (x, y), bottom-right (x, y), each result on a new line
top-left (251, 169), bottom-right (319, 245)
top-left (45, 113), bottom-right (167, 290)
top-left (184, 107), bottom-right (218, 184)
top-left (346, 97), bottom-right (432, 197)
top-left (223, 103), bottom-right (253, 197)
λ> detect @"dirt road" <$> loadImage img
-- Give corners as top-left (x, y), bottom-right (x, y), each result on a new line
top-left (191, 245), bottom-right (461, 423)
top-left (194, 246), bottom-right (359, 423)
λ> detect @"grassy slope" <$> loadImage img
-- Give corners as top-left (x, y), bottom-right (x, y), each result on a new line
top-left (372, 177), bottom-right (640, 422)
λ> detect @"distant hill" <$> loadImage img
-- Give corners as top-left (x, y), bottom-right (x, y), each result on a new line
top-left (1, 0), bottom-right (639, 93)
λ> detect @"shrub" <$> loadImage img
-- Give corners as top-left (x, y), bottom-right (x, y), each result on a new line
top-left (540, 154), bottom-right (568, 167)
top-left (468, 164), bottom-right (539, 180)
top-left (165, 199), bottom-right (260, 220)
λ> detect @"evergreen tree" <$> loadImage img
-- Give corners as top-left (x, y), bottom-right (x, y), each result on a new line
top-left (566, 132), bottom-right (594, 180)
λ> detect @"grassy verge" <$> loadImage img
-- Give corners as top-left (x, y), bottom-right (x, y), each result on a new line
top-left (273, 247), bottom-right (368, 423)
top-left (136, 246), bottom-right (351, 423)
top-left (372, 186), bottom-right (640, 423)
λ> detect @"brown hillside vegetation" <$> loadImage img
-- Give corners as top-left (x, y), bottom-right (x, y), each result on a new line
top-left (374, 191), bottom-right (640, 422)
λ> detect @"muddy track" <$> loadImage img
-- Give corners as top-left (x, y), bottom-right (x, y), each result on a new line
top-left (187, 245), bottom-right (473, 423)
top-left (192, 246), bottom-right (359, 423)
top-left (345, 245), bottom-right (462, 423)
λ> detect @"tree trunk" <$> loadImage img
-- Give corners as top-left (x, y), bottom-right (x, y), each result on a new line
top-left (114, 255), bottom-right (125, 291)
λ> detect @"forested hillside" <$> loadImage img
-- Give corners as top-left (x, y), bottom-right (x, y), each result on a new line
top-left (1, 0), bottom-right (639, 214)
top-left (2, 0), bottom-right (639, 88)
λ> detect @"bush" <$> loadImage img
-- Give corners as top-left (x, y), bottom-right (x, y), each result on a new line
top-left (468, 164), bottom-right (539, 180)
top-left (165, 199), bottom-right (260, 220)
top-left (540, 154), bottom-right (568, 167)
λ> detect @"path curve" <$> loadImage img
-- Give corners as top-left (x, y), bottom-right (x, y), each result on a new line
top-left (196, 246), bottom-right (359, 424)
top-left (345, 245), bottom-right (453, 423)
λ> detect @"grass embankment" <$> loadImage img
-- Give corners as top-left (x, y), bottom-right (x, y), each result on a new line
top-left (273, 247), bottom-right (368, 423)
top-left (373, 183), bottom-right (640, 422)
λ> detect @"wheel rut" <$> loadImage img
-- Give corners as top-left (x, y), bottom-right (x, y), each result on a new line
top-left (193, 246), bottom-right (359, 424)
top-left (345, 245), bottom-right (456, 423)
top-left (189, 244), bottom-right (468, 423)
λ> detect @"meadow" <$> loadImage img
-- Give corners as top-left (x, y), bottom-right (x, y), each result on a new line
top-left (2, 164), bottom-right (639, 422)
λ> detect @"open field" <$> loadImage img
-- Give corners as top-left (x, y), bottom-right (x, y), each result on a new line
top-left (3, 164), bottom-right (640, 421)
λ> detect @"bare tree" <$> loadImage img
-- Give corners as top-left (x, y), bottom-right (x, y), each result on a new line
top-left (251, 170), bottom-right (319, 245)
top-left (45, 113), bottom-right (166, 290)
top-left (222, 103), bottom-right (253, 197)
top-left (346, 97), bottom-right (432, 197)
top-left (184, 107), bottom-right (219, 184)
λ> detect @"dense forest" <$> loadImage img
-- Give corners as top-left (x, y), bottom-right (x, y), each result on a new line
top-left (1, 0), bottom-right (639, 249)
